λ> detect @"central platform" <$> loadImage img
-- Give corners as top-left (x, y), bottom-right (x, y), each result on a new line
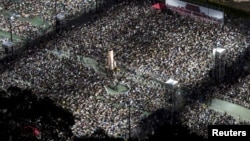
top-left (104, 84), bottom-right (130, 95)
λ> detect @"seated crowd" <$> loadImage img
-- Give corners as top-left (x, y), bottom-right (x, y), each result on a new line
top-left (0, 0), bottom-right (249, 139)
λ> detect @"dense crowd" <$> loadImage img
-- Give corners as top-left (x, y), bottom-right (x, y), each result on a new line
top-left (213, 74), bottom-right (250, 108)
top-left (0, 0), bottom-right (97, 41)
top-left (180, 100), bottom-right (250, 138)
top-left (0, 0), bottom-right (249, 139)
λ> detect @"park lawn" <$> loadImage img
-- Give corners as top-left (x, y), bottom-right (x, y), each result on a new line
top-left (0, 30), bottom-right (24, 42)
top-left (19, 16), bottom-right (50, 27)
top-left (104, 84), bottom-right (130, 95)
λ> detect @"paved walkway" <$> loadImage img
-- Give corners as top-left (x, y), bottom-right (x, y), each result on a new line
top-left (209, 98), bottom-right (250, 122)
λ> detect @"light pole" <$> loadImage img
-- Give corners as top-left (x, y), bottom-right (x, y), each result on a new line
top-left (96, 0), bottom-right (98, 12)
top-left (6, 15), bottom-right (15, 57)
top-left (54, 0), bottom-right (58, 30)
top-left (128, 100), bottom-right (132, 140)
top-left (213, 47), bottom-right (226, 84)
top-left (28, 25), bottom-right (33, 42)
top-left (165, 78), bottom-right (178, 124)
top-left (9, 16), bottom-right (14, 42)
top-left (124, 88), bottom-right (132, 140)
top-left (62, 1), bottom-right (66, 12)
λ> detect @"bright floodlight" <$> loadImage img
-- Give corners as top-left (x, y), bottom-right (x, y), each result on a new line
top-left (165, 78), bottom-right (178, 89)
top-left (10, 16), bottom-right (15, 20)
top-left (213, 47), bottom-right (226, 56)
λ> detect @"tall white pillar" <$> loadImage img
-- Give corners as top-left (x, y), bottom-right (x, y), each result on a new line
top-left (213, 47), bottom-right (226, 83)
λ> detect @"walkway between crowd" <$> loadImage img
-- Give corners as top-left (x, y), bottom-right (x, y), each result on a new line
top-left (209, 98), bottom-right (250, 123)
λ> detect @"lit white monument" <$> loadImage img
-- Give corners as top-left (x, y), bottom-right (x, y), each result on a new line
top-left (213, 47), bottom-right (226, 83)
top-left (165, 78), bottom-right (178, 107)
top-left (107, 50), bottom-right (117, 71)
top-left (165, 78), bottom-right (179, 123)
top-left (165, 78), bottom-right (178, 89)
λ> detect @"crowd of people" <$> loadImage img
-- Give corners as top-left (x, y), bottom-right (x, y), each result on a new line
top-left (0, 0), bottom-right (97, 44)
top-left (180, 100), bottom-right (250, 138)
top-left (213, 74), bottom-right (250, 109)
top-left (0, 0), bottom-right (249, 139)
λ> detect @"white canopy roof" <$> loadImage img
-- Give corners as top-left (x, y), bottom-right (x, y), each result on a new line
top-left (213, 47), bottom-right (226, 55)
top-left (56, 13), bottom-right (65, 21)
top-left (165, 78), bottom-right (178, 88)
top-left (2, 41), bottom-right (13, 49)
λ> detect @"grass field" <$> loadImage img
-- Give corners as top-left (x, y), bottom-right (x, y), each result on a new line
top-left (0, 9), bottom-right (51, 43)
top-left (0, 30), bottom-right (23, 42)
top-left (104, 84), bottom-right (130, 95)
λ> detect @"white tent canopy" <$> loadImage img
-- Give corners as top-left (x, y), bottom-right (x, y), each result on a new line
top-left (56, 13), bottom-right (65, 21)
top-left (2, 41), bottom-right (13, 49)
top-left (165, 78), bottom-right (178, 89)
top-left (213, 47), bottom-right (226, 55)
